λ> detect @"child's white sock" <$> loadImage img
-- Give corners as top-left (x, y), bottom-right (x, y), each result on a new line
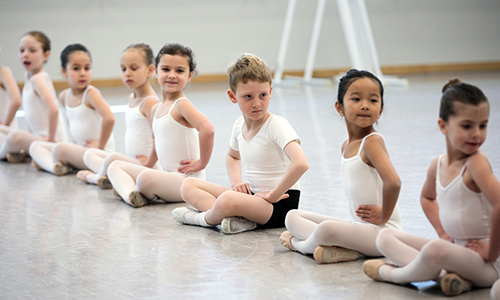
top-left (185, 210), bottom-right (212, 227)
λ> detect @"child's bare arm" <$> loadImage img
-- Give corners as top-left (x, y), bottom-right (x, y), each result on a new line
top-left (357, 136), bottom-right (401, 225)
top-left (32, 74), bottom-right (59, 142)
top-left (467, 153), bottom-right (500, 262)
top-left (177, 99), bottom-right (214, 173)
top-left (86, 88), bottom-right (115, 149)
top-left (256, 140), bottom-right (308, 203)
top-left (226, 148), bottom-right (251, 194)
top-left (420, 157), bottom-right (451, 240)
top-left (0, 67), bottom-right (21, 126)
top-left (144, 103), bottom-right (159, 168)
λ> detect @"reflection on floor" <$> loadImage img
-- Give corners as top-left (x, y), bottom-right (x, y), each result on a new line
top-left (1, 71), bottom-right (499, 299)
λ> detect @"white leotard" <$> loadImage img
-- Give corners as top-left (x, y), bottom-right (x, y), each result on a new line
top-left (22, 71), bottom-right (67, 141)
top-left (436, 154), bottom-right (500, 276)
top-left (0, 67), bottom-right (17, 128)
top-left (436, 155), bottom-right (492, 243)
top-left (124, 95), bottom-right (157, 158)
top-left (229, 114), bottom-right (301, 193)
top-left (341, 132), bottom-right (402, 230)
top-left (152, 97), bottom-right (204, 179)
top-left (64, 85), bottom-right (114, 152)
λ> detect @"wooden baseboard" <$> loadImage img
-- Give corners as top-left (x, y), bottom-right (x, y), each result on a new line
top-left (18, 61), bottom-right (500, 90)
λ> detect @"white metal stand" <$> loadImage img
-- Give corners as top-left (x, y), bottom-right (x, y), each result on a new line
top-left (273, 0), bottom-right (408, 88)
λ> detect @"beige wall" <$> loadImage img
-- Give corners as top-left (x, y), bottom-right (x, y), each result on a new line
top-left (1, 0), bottom-right (499, 82)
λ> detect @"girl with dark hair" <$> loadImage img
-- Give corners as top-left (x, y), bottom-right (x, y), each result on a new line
top-left (29, 43), bottom-right (115, 175)
top-left (280, 69), bottom-right (402, 264)
top-left (364, 79), bottom-right (500, 297)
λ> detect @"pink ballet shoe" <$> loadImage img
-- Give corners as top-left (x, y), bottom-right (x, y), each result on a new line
top-left (280, 231), bottom-right (297, 252)
top-left (314, 246), bottom-right (360, 264)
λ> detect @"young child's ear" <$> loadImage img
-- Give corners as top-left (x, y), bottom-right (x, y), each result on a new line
top-left (61, 67), bottom-right (67, 78)
top-left (43, 50), bottom-right (51, 63)
top-left (187, 70), bottom-right (194, 82)
top-left (438, 118), bottom-right (447, 134)
top-left (147, 64), bottom-right (155, 77)
top-left (227, 89), bottom-right (237, 104)
top-left (334, 101), bottom-right (344, 117)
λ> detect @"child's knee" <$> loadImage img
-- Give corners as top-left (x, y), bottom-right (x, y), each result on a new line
top-left (313, 220), bottom-right (339, 243)
top-left (136, 170), bottom-right (153, 190)
top-left (107, 160), bottom-right (124, 174)
top-left (284, 209), bottom-right (299, 228)
top-left (420, 239), bottom-right (449, 264)
top-left (212, 191), bottom-right (237, 214)
top-left (6, 130), bottom-right (22, 144)
top-left (51, 143), bottom-right (65, 159)
top-left (375, 228), bottom-right (397, 251)
top-left (180, 177), bottom-right (196, 198)
top-left (28, 140), bottom-right (41, 155)
top-left (83, 148), bottom-right (97, 162)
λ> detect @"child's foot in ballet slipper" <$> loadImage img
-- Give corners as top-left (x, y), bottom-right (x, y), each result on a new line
top-left (128, 191), bottom-right (149, 208)
top-left (31, 159), bottom-right (42, 170)
top-left (314, 245), bottom-right (360, 264)
top-left (54, 162), bottom-right (71, 176)
top-left (97, 176), bottom-right (112, 189)
top-left (7, 150), bottom-right (27, 163)
top-left (363, 259), bottom-right (387, 281)
top-left (221, 217), bottom-right (257, 234)
top-left (280, 231), bottom-right (297, 251)
top-left (172, 207), bottom-right (198, 224)
top-left (440, 273), bottom-right (472, 296)
top-left (76, 170), bottom-right (92, 183)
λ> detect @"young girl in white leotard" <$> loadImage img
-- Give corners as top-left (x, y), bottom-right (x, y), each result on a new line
top-left (0, 47), bottom-right (22, 129)
top-left (363, 79), bottom-right (500, 297)
top-left (280, 69), bottom-right (402, 263)
top-left (0, 31), bottom-right (67, 163)
top-left (107, 43), bottom-right (214, 208)
top-left (28, 44), bottom-right (115, 175)
top-left (76, 44), bottom-right (159, 188)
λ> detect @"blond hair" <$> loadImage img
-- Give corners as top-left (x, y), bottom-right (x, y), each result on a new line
top-left (227, 54), bottom-right (272, 92)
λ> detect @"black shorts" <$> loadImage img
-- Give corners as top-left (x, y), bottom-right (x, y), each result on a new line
top-left (259, 189), bottom-right (300, 229)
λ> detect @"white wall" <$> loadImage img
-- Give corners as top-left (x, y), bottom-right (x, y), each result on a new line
top-left (1, 0), bottom-right (499, 82)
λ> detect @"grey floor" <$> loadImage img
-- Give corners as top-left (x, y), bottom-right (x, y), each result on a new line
top-left (1, 71), bottom-right (499, 299)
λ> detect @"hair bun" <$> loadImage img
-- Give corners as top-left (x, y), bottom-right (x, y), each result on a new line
top-left (442, 78), bottom-right (462, 93)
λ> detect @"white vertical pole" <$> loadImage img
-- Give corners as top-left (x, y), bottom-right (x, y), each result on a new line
top-left (303, 0), bottom-right (326, 82)
top-left (336, 0), bottom-right (363, 69)
top-left (274, 0), bottom-right (297, 84)
top-left (355, 0), bottom-right (382, 78)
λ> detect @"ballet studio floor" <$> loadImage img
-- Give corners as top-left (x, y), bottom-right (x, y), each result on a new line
top-left (1, 71), bottom-right (499, 299)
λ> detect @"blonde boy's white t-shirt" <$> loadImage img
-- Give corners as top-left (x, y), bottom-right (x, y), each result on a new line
top-left (229, 114), bottom-right (301, 193)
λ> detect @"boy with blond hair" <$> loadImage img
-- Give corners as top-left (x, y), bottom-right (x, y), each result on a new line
top-left (172, 54), bottom-right (308, 234)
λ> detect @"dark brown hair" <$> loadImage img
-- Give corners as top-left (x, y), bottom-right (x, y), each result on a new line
top-left (440, 79), bottom-right (488, 121)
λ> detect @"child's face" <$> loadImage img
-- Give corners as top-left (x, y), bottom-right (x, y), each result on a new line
top-left (337, 77), bottom-right (382, 129)
top-left (120, 50), bottom-right (152, 90)
top-left (19, 35), bottom-right (49, 74)
top-left (62, 51), bottom-right (92, 90)
top-left (228, 80), bottom-right (272, 122)
top-left (156, 54), bottom-right (193, 94)
top-left (440, 102), bottom-right (489, 155)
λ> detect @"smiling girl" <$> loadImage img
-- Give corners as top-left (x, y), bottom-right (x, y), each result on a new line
top-left (0, 31), bottom-right (67, 163)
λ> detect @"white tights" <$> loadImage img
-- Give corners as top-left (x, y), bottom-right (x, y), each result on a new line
top-left (82, 148), bottom-right (139, 184)
top-left (107, 160), bottom-right (186, 204)
top-left (29, 141), bottom-right (88, 174)
top-left (491, 279), bottom-right (500, 299)
top-left (376, 228), bottom-right (498, 287)
top-left (0, 125), bottom-right (41, 159)
top-left (284, 209), bottom-right (383, 257)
